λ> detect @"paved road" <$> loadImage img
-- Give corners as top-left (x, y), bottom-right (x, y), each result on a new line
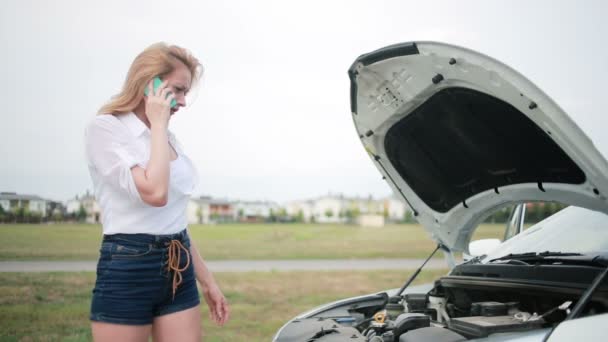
top-left (0, 259), bottom-right (449, 272)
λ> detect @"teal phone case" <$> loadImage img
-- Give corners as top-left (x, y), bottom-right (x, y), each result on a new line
top-left (144, 77), bottom-right (177, 108)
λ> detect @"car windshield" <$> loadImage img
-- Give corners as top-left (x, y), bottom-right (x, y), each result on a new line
top-left (481, 206), bottom-right (608, 262)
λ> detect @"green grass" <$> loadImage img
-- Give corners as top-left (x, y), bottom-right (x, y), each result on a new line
top-left (0, 270), bottom-right (448, 341)
top-left (0, 223), bottom-right (507, 261)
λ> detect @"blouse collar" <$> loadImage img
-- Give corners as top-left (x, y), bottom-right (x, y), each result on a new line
top-left (118, 112), bottom-right (178, 149)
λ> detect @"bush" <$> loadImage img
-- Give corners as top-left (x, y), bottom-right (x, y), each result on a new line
top-left (51, 211), bottom-right (64, 222)
top-left (28, 211), bottom-right (42, 223)
top-left (77, 205), bottom-right (87, 222)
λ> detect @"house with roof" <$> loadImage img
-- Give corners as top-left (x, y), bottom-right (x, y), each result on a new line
top-left (0, 192), bottom-right (50, 216)
top-left (232, 200), bottom-right (280, 222)
top-left (285, 193), bottom-right (412, 226)
top-left (381, 195), bottom-right (411, 223)
top-left (66, 191), bottom-right (101, 223)
top-left (284, 199), bottom-right (314, 222)
top-left (187, 196), bottom-right (235, 224)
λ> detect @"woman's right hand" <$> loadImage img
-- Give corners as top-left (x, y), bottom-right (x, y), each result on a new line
top-left (144, 79), bottom-right (175, 128)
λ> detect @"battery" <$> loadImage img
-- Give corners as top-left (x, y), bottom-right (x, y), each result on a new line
top-left (448, 315), bottom-right (544, 338)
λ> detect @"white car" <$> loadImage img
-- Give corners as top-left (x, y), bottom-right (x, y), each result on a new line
top-left (273, 42), bottom-right (608, 341)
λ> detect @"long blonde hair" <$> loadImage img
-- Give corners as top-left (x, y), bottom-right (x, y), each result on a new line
top-left (98, 42), bottom-right (203, 115)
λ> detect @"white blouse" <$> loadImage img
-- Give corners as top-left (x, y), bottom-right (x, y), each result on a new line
top-left (84, 112), bottom-right (199, 235)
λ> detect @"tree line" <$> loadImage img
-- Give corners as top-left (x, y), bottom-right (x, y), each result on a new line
top-left (0, 201), bottom-right (568, 225)
top-left (483, 202), bottom-right (568, 224)
top-left (0, 204), bottom-right (88, 224)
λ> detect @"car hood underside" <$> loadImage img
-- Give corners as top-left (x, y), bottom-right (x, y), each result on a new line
top-left (348, 41), bottom-right (608, 251)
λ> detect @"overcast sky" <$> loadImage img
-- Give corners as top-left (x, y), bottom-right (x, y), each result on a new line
top-left (1, 0), bottom-right (607, 203)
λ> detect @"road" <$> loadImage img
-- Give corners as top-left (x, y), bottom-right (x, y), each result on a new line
top-left (0, 258), bottom-right (449, 272)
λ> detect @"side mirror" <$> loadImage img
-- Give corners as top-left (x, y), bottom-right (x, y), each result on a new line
top-left (463, 239), bottom-right (501, 261)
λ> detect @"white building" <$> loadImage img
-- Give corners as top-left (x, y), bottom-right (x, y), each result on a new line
top-left (343, 196), bottom-right (384, 216)
top-left (284, 200), bottom-right (314, 222)
top-left (0, 192), bottom-right (49, 216)
top-left (65, 198), bottom-right (82, 215)
top-left (381, 196), bottom-right (410, 223)
top-left (66, 191), bottom-right (101, 223)
top-left (312, 195), bottom-right (346, 223)
top-left (285, 194), bottom-right (413, 226)
top-left (187, 196), bottom-right (235, 224)
top-left (187, 197), bottom-right (210, 224)
top-left (232, 200), bottom-right (280, 222)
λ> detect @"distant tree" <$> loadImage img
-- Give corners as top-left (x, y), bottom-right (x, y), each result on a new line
top-left (295, 210), bottom-right (304, 223)
top-left (277, 208), bottom-right (288, 220)
top-left (523, 202), bottom-right (542, 224)
top-left (483, 206), bottom-right (511, 223)
top-left (495, 207), bottom-right (511, 223)
top-left (344, 209), bottom-right (354, 223)
top-left (197, 207), bottom-right (204, 223)
top-left (23, 208), bottom-right (30, 223)
top-left (542, 202), bottom-right (555, 220)
top-left (2, 207), bottom-right (14, 223)
top-left (553, 203), bottom-right (562, 214)
top-left (534, 202), bottom-right (544, 222)
top-left (554, 202), bottom-right (567, 214)
top-left (403, 210), bottom-right (415, 223)
top-left (12, 207), bottom-right (25, 223)
top-left (269, 208), bottom-right (277, 222)
top-left (324, 209), bottom-right (334, 219)
top-left (210, 212), bottom-right (220, 223)
top-left (51, 210), bottom-right (64, 222)
top-left (77, 204), bottom-right (87, 222)
top-left (29, 211), bottom-right (42, 224)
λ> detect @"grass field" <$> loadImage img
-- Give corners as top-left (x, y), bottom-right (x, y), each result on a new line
top-left (0, 223), bottom-right (502, 340)
top-left (0, 269), bottom-right (448, 341)
top-left (0, 223), bottom-right (505, 261)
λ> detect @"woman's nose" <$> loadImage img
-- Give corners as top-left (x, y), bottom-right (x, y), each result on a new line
top-left (177, 95), bottom-right (186, 107)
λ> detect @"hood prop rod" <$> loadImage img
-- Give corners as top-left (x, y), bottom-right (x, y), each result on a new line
top-left (542, 256), bottom-right (608, 342)
top-left (397, 244), bottom-right (443, 297)
top-left (566, 257), bottom-right (608, 320)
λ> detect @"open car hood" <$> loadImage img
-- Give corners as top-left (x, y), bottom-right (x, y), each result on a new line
top-left (349, 41), bottom-right (608, 252)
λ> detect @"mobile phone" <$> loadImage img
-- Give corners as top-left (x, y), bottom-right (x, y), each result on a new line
top-left (144, 76), bottom-right (177, 108)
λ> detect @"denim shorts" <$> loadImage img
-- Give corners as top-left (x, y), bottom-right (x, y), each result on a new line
top-left (90, 229), bottom-right (200, 325)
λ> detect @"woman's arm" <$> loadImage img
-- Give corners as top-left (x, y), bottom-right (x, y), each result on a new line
top-left (131, 80), bottom-right (174, 207)
top-left (131, 125), bottom-right (170, 206)
top-left (189, 242), bottom-right (230, 326)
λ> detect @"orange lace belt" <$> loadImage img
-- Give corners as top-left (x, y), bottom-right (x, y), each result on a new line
top-left (166, 239), bottom-right (191, 300)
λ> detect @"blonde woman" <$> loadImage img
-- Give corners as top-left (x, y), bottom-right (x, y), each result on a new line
top-left (85, 42), bottom-right (229, 341)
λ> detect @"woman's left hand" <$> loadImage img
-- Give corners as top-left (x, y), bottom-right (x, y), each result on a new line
top-left (202, 281), bottom-right (230, 326)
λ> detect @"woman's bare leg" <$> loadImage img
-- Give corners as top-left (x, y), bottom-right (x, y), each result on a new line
top-left (91, 322), bottom-right (151, 342)
top-left (152, 305), bottom-right (202, 342)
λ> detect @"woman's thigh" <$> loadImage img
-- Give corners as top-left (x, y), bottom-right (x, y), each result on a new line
top-left (152, 305), bottom-right (202, 342)
top-left (91, 321), bottom-right (152, 342)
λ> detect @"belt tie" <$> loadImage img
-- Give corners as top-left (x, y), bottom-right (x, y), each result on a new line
top-left (166, 239), bottom-right (191, 300)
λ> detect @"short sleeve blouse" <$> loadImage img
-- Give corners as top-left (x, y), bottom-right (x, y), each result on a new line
top-left (84, 112), bottom-right (199, 235)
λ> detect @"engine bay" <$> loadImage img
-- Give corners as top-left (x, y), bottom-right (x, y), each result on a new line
top-left (274, 263), bottom-right (608, 341)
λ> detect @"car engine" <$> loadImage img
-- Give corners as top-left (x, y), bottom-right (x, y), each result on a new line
top-left (274, 263), bottom-right (608, 341)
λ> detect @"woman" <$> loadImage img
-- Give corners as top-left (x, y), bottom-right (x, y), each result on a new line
top-left (85, 42), bottom-right (230, 341)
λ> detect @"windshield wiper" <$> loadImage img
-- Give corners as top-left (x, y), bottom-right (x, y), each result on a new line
top-left (489, 251), bottom-right (582, 263)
